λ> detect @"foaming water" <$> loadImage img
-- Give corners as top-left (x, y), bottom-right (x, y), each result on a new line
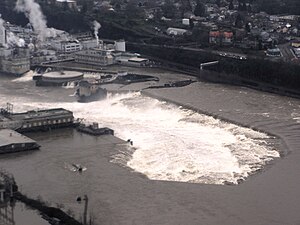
top-left (62, 81), bottom-right (78, 89)
top-left (12, 70), bottom-right (35, 82)
top-left (9, 92), bottom-right (280, 185)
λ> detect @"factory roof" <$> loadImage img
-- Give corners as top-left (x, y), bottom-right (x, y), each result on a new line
top-left (128, 57), bottom-right (149, 62)
top-left (56, 0), bottom-right (76, 3)
top-left (8, 108), bottom-right (73, 121)
top-left (0, 129), bottom-right (36, 146)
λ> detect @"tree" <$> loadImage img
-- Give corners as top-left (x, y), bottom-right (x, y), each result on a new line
top-left (245, 22), bottom-right (251, 32)
top-left (125, 0), bottom-right (141, 18)
top-left (257, 0), bottom-right (284, 14)
top-left (194, 1), bottom-right (206, 17)
top-left (189, 19), bottom-right (194, 29)
top-left (229, 0), bottom-right (234, 10)
top-left (235, 13), bottom-right (243, 28)
top-left (162, 0), bottom-right (176, 18)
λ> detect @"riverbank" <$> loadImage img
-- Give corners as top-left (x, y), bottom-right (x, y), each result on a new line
top-left (128, 43), bottom-right (300, 95)
top-left (14, 192), bottom-right (82, 225)
top-left (37, 59), bottom-right (300, 99)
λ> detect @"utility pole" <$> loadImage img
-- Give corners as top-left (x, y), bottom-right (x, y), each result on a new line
top-left (83, 195), bottom-right (88, 225)
top-left (77, 195), bottom-right (89, 225)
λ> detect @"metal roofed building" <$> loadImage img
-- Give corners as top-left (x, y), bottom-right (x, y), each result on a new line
top-left (166, 28), bottom-right (188, 36)
top-left (115, 56), bottom-right (149, 67)
top-left (1, 108), bottom-right (75, 132)
top-left (0, 129), bottom-right (40, 154)
top-left (56, 0), bottom-right (77, 9)
top-left (75, 48), bottom-right (115, 66)
top-left (266, 48), bottom-right (282, 57)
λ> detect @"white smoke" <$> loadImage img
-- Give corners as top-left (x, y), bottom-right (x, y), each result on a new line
top-left (93, 20), bottom-right (101, 47)
top-left (7, 32), bottom-right (25, 48)
top-left (15, 0), bottom-right (55, 41)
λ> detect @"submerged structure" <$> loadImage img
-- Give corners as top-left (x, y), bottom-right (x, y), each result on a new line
top-left (75, 80), bottom-right (107, 102)
top-left (77, 122), bottom-right (114, 136)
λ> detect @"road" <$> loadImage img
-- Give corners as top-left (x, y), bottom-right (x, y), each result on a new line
top-left (278, 43), bottom-right (299, 63)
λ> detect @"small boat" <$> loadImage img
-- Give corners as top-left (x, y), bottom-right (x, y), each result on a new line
top-left (64, 162), bottom-right (87, 172)
top-left (72, 164), bottom-right (87, 172)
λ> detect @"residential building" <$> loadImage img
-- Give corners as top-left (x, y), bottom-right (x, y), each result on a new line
top-left (209, 30), bottom-right (234, 45)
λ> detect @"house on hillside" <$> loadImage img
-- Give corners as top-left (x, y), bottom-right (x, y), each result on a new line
top-left (209, 30), bottom-right (234, 45)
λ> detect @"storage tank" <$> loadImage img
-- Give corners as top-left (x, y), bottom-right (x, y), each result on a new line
top-left (115, 40), bottom-right (126, 52)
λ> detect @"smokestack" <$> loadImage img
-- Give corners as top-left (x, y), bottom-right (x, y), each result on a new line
top-left (0, 17), bottom-right (6, 47)
top-left (93, 20), bottom-right (101, 48)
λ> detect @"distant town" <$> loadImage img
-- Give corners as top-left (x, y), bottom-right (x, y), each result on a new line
top-left (1, 1), bottom-right (300, 225)
top-left (1, 0), bottom-right (300, 72)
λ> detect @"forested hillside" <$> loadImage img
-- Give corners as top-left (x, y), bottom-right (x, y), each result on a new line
top-left (255, 0), bottom-right (300, 15)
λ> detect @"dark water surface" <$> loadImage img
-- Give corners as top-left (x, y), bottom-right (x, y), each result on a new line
top-left (0, 71), bottom-right (299, 225)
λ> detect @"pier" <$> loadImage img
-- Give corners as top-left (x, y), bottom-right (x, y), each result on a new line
top-left (0, 103), bottom-right (77, 132)
top-left (0, 129), bottom-right (40, 154)
top-left (0, 103), bottom-right (79, 154)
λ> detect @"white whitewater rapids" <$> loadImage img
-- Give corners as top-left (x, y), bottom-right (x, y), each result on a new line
top-left (6, 91), bottom-right (280, 185)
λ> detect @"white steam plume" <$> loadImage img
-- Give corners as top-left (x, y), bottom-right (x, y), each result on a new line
top-left (15, 0), bottom-right (53, 41)
top-left (7, 32), bottom-right (25, 48)
top-left (93, 20), bottom-right (101, 47)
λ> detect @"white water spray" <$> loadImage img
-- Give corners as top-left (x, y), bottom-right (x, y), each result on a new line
top-left (5, 92), bottom-right (279, 185)
top-left (7, 32), bottom-right (25, 47)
